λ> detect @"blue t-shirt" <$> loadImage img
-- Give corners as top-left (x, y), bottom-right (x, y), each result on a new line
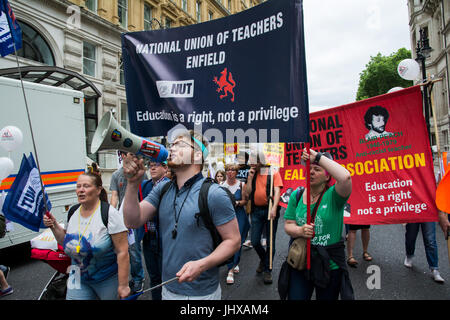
top-left (144, 173), bottom-right (236, 296)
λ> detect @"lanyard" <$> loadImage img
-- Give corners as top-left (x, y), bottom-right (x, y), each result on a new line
top-left (76, 200), bottom-right (100, 253)
top-left (172, 186), bottom-right (192, 239)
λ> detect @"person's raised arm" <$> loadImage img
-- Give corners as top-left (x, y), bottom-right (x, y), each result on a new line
top-left (122, 154), bottom-right (157, 228)
top-left (302, 148), bottom-right (352, 198)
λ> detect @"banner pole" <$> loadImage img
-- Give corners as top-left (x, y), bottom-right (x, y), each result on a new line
top-left (268, 165), bottom-right (274, 270)
top-left (428, 84), bottom-right (442, 162)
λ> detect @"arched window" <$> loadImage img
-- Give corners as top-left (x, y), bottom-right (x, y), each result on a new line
top-left (15, 20), bottom-right (55, 66)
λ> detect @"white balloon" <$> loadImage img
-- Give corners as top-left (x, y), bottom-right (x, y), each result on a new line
top-left (0, 157), bottom-right (14, 182)
top-left (0, 126), bottom-right (23, 152)
top-left (387, 87), bottom-right (404, 93)
top-left (398, 59), bottom-right (421, 81)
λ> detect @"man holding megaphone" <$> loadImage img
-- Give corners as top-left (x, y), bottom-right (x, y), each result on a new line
top-left (121, 129), bottom-right (241, 300)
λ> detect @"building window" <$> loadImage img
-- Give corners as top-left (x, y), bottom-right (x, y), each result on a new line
top-left (182, 0), bottom-right (188, 12)
top-left (119, 57), bottom-right (124, 85)
top-left (165, 17), bottom-right (172, 28)
top-left (15, 21), bottom-right (55, 66)
top-left (196, 1), bottom-right (201, 22)
top-left (85, 98), bottom-right (98, 163)
top-left (144, 3), bottom-right (153, 30)
top-left (85, 0), bottom-right (97, 12)
top-left (443, 130), bottom-right (449, 150)
top-left (120, 102), bottom-right (130, 131)
top-left (83, 41), bottom-right (96, 77)
top-left (118, 0), bottom-right (128, 29)
top-left (208, 11), bottom-right (213, 21)
top-left (228, 0), bottom-right (231, 11)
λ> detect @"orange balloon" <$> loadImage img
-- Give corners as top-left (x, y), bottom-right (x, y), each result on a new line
top-left (436, 169), bottom-right (450, 213)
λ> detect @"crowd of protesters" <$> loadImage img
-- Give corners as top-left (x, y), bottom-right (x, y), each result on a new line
top-left (1, 129), bottom-right (449, 300)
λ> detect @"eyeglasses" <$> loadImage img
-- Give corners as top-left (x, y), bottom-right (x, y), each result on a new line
top-left (225, 168), bottom-right (237, 172)
top-left (169, 140), bottom-right (195, 150)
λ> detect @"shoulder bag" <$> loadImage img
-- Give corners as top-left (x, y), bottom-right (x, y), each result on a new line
top-left (286, 186), bottom-right (327, 271)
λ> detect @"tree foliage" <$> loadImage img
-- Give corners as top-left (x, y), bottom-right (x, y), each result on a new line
top-left (356, 48), bottom-right (413, 101)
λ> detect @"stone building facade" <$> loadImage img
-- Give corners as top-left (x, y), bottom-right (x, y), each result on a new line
top-left (408, 0), bottom-right (450, 164)
top-left (2, 0), bottom-right (261, 176)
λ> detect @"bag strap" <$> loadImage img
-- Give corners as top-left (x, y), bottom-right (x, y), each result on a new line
top-left (295, 187), bottom-right (305, 206)
top-left (311, 186), bottom-right (328, 224)
top-left (67, 203), bottom-right (81, 224)
top-left (159, 180), bottom-right (173, 203)
top-left (100, 201), bottom-right (109, 228)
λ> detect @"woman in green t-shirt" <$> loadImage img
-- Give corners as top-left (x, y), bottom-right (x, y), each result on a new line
top-left (284, 149), bottom-right (353, 300)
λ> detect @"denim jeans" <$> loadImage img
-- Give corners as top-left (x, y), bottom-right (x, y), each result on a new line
top-left (66, 273), bottom-right (118, 300)
top-left (288, 268), bottom-right (343, 300)
top-left (142, 232), bottom-right (162, 300)
top-left (251, 206), bottom-right (278, 273)
top-left (227, 208), bottom-right (250, 270)
top-left (405, 222), bottom-right (439, 270)
top-left (129, 227), bottom-right (145, 284)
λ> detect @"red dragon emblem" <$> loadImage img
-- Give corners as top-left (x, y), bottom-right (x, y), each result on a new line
top-left (213, 68), bottom-right (235, 102)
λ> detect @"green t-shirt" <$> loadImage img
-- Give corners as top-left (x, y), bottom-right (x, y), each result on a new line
top-left (284, 185), bottom-right (349, 270)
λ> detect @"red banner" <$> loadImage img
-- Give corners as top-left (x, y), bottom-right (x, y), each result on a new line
top-left (280, 86), bottom-right (438, 225)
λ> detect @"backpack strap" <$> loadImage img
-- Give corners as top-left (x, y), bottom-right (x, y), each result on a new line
top-left (67, 203), bottom-right (81, 225)
top-left (67, 201), bottom-right (109, 229)
top-left (295, 187), bottom-right (305, 207)
top-left (266, 173), bottom-right (271, 202)
top-left (100, 201), bottom-right (109, 228)
top-left (159, 180), bottom-right (173, 204)
top-left (197, 178), bottom-right (221, 247)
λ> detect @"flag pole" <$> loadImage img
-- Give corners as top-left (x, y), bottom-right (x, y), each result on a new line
top-left (8, 29), bottom-right (50, 214)
top-left (306, 142), bottom-right (311, 270)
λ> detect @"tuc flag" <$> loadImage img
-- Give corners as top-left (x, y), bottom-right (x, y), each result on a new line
top-left (0, 0), bottom-right (22, 57)
top-left (280, 86), bottom-right (438, 225)
top-left (121, 0), bottom-right (309, 143)
top-left (3, 153), bottom-right (51, 232)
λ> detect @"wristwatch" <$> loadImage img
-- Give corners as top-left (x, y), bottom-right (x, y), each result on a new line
top-left (313, 152), bottom-right (323, 165)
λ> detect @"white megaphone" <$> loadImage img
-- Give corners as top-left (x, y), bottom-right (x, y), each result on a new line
top-left (91, 111), bottom-right (168, 163)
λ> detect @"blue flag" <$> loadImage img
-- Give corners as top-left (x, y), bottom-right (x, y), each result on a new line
top-left (0, 0), bottom-right (22, 57)
top-left (3, 153), bottom-right (51, 232)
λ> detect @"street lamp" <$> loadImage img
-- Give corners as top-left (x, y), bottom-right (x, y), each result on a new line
top-left (151, 18), bottom-right (164, 29)
top-left (415, 28), bottom-right (432, 144)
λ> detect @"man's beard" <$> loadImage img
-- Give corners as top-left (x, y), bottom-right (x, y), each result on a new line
top-left (373, 126), bottom-right (385, 134)
top-left (167, 154), bottom-right (196, 169)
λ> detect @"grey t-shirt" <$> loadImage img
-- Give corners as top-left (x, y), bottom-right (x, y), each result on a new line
top-left (144, 173), bottom-right (236, 296)
top-left (110, 167), bottom-right (147, 207)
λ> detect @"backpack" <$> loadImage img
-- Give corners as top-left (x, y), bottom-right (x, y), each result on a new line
top-left (67, 201), bottom-right (110, 228)
top-left (159, 177), bottom-right (236, 267)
